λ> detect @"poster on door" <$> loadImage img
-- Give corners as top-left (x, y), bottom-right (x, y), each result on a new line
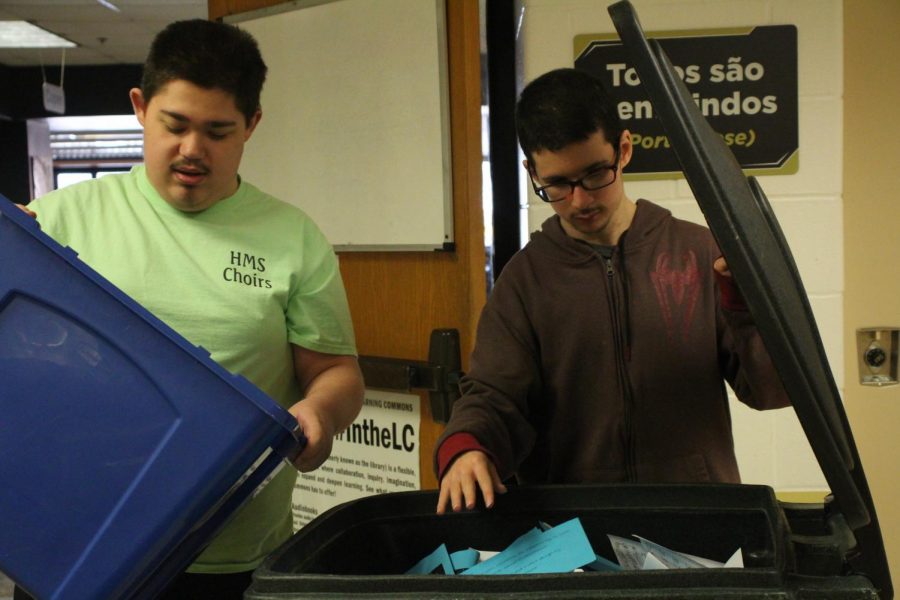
top-left (291, 389), bottom-right (421, 529)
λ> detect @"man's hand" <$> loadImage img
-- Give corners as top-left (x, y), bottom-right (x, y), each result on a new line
top-left (288, 346), bottom-right (364, 473)
top-left (289, 400), bottom-right (335, 472)
top-left (436, 450), bottom-right (507, 514)
top-left (15, 204), bottom-right (36, 219)
top-left (713, 256), bottom-right (731, 277)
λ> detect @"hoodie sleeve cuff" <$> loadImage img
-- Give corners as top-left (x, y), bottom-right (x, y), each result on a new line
top-left (716, 270), bottom-right (747, 311)
top-left (436, 432), bottom-right (491, 481)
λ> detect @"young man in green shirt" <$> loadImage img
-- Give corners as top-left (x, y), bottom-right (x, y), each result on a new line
top-left (17, 19), bottom-right (364, 599)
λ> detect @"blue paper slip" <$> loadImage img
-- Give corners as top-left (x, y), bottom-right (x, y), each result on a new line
top-left (539, 521), bottom-right (620, 572)
top-left (407, 545), bottom-right (482, 574)
top-left (582, 553), bottom-right (623, 572)
top-left (449, 548), bottom-right (480, 571)
top-left (463, 518), bottom-right (597, 575)
top-left (406, 543), bottom-right (455, 575)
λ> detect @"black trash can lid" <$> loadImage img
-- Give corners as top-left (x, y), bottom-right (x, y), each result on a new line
top-left (605, 1), bottom-right (890, 596)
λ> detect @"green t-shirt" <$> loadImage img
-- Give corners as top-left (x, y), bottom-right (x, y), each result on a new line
top-left (32, 165), bottom-right (357, 573)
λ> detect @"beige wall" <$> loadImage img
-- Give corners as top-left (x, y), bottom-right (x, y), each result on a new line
top-left (843, 0), bottom-right (900, 580)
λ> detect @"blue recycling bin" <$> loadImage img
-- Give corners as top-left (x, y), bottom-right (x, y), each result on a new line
top-left (0, 196), bottom-right (305, 600)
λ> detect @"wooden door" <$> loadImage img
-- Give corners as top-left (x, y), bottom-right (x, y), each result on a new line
top-left (208, 0), bottom-right (485, 491)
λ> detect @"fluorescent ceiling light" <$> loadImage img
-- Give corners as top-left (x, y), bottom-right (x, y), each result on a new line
top-left (0, 21), bottom-right (77, 48)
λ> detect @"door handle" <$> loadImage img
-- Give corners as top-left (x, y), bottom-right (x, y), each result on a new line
top-left (358, 329), bottom-right (462, 423)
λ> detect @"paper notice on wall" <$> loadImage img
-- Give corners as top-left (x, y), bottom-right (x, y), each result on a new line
top-left (291, 389), bottom-right (421, 529)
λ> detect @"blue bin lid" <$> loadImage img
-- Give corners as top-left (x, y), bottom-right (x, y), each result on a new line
top-left (0, 196), bottom-right (305, 599)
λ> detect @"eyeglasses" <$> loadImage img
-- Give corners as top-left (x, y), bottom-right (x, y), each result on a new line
top-left (529, 148), bottom-right (620, 203)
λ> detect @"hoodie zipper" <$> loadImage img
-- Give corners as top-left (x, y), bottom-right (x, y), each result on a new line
top-left (604, 252), bottom-right (637, 483)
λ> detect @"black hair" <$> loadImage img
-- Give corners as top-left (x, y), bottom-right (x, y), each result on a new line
top-left (515, 68), bottom-right (623, 164)
top-left (140, 19), bottom-right (267, 124)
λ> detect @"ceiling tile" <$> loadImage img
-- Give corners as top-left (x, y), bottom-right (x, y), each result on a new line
top-left (0, 0), bottom-right (206, 66)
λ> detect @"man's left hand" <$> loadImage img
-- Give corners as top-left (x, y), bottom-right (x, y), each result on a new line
top-left (714, 256), bottom-right (731, 277)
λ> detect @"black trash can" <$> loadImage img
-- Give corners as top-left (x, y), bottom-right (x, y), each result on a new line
top-left (246, 483), bottom-right (884, 599)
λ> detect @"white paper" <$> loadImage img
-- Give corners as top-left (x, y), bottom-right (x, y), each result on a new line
top-left (609, 534), bottom-right (744, 571)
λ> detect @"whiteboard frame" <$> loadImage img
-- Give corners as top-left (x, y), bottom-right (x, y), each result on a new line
top-left (224, 0), bottom-right (454, 252)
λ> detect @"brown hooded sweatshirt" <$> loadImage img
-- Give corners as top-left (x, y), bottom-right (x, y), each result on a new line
top-left (436, 200), bottom-right (790, 484)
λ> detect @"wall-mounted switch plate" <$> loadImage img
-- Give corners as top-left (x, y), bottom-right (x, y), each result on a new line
top-left (856, 327), bottom-right (899, 386)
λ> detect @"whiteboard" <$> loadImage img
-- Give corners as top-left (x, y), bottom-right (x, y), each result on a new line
top-left (228, 0), bottom-right (453, 251)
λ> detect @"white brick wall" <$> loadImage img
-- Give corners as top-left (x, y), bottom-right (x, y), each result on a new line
top-left (518, 0), bottom-right (842, 491)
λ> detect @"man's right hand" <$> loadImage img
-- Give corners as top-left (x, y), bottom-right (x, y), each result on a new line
top-left (15, 204), bottom-right (36, 219)
top-left (436, 450), bottom-right (507, 514)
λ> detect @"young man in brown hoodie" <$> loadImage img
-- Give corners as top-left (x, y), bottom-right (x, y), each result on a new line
top-left (434, 68), bottom-right (790, 514)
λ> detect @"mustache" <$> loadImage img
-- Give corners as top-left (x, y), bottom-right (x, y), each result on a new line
top-left (171, 160), bottom-right (210, 174)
